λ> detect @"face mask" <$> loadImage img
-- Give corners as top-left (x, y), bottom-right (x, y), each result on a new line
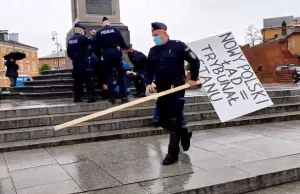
top-left (153, 36), bottom-right (164, 46)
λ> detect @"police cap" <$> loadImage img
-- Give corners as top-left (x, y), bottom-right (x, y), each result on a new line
top-left (127, 44), bottom-right (133, 49)
top-left (102, 17), bottom-right (109, 22)
top-left (151, 22), bottom-right (167, 31)
top-left (74, 23), bottom-right (86, 30)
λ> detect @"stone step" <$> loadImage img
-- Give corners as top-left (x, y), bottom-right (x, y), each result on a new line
top-left (40, 69), bottom-right (73, 75)
top-left (2, 110), bottom-right (300, 152)
top-left (1, 92), bottom-right (300, 119)
top-left (0, 103), bottom-right (213, 130)
top-left (0, 92), bottom-right (21, 100)
top-left (23, 79), bottom-right (74, 86)
top-left (11, 85), bottom-right (73, 93)
top-left (32, 73), bottom-right (72, 80)
top-left (12, 85), bottom-right (138, 94)
top-left (1, 102), bottom-right (300, 142)
top-left (20, 91), bottom-right (74, 100)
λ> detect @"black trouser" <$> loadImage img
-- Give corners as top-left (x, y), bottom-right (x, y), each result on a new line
top-left (156, 83), bottom-right (188, 157)
top-left (72, 67), bottom-right (94, 100)
top-left (92, 67), bottom-right (106, 89)
top-left (131, 73), bottom-right (146, 94)
top-left (9, 77), bottom-right (17, 87)
top-left (102, 49), bottom-right (126, 98)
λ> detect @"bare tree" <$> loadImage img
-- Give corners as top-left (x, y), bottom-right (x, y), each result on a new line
top-left (245, 25), bottom-right (262, 46)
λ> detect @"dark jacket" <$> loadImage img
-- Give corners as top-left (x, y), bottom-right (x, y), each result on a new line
top-left (128, 50), bottom-right (147, 74)
top-left (5, 60), bottom-right (19, 78)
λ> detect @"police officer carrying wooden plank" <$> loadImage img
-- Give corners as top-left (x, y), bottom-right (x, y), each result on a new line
top-left (145, 22), bottom-right (200, 165)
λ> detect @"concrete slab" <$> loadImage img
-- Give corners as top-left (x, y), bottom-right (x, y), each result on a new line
top-left (10, 164), bottom-right (71, 189)
top-left (45, 145), bottom-right (88, 165)
top-left (82, 184), bottom-right (150, 194)
top-left (4, 149), bottom-right (57, 171)
top-left (16, 180), bottom-right (82, 194)
top-left (62, 161), bottom-right (121, 191)
top-left (0, 178), bottom-right (15, 194)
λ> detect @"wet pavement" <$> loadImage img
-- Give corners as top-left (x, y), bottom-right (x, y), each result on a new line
top-left (0, 83), bottom-right (300, 111)
top-left (2, 121), bottom-right (300, 193)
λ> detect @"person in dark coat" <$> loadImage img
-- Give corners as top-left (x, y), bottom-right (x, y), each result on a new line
top-left (126, 44), bottom-right (147, 97)
top-left (67, 22), bottom-right (96, 103)
top-left (5, 58), bottom-right (19, 87)
top-left (93, 17), bottom-right (130, 104)
top-left (145, 22), bottom-right (200, 165)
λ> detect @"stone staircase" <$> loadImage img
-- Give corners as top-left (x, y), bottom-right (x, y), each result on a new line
top-left (3, 69), bottom-right (137, 100)
top-left (1, 88), bottom-right (300, 152)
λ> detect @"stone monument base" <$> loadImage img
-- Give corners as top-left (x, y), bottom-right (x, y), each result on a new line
top-left (65, 22), bottom-right (131, 69)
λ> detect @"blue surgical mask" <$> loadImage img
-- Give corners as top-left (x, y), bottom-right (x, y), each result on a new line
top-left (153, 36), bottom-right (163, 46)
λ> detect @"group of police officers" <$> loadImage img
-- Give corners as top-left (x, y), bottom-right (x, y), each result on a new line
top-left (67, 17), bottom-right (200, 165)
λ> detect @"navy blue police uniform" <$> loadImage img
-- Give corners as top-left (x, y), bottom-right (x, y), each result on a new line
top-left (145, 22), bottom-right (200, 165)
top-left (67, 23), bottom-right (96, 103)
top-left (94, 17), bottom-right (129, 103)
top-left (127, 44), bottom-right (147, 97)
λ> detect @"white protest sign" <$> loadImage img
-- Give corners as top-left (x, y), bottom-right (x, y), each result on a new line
top-left (187, 32), bottom-right (274, 122)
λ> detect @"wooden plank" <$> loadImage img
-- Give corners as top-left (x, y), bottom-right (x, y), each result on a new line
top-left (54, 81), bottom-right (200, 131)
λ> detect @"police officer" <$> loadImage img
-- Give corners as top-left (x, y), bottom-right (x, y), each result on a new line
top-left (67, 23), bottom-right (96, 103)
top-left (145, 22), bottom-right (200, 165)
top-left (93, 17), bottom-right (129, 104)
top-left (126, 44), bottom-right (147, 97)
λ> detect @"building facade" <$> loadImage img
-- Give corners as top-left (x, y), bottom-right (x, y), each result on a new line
top-left (262, 16), bottom-right (300, 42)
top-left (0, 30), bottom-right (39, 87)
top-left (38, 51), bottom-right (66, 70)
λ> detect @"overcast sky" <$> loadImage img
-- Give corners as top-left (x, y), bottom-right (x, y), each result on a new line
top-left (0, 0), bottom-right (299, 57)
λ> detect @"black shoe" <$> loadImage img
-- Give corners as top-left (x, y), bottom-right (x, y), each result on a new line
top-left (108, 98), bottom-right (116, 104)
top-left (121, 97), bottom-right (129, 103)
top-left (74, 98), bottom-right (82, 103)
top-left (151, 121), bottom-right (160, 128)
top-left (162, 154), bottom-right (178, 165)
top-left (87, 97), bottom-right (96, 103)
top-left (133, 93), bottom-right (140, 97)
top-left (181, 131), bottom-right (192, 151)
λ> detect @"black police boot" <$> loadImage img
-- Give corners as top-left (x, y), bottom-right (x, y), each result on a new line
top-left (121, 97), bottom-right (129, 104)
top-left (163, 131), bottom-right (180, 165)
top-left (108, 98), bottom-right (116, 104)
top-left (163, 154), bottom-right (179, 165)
top-left (181, 130), bottom-right (193, 152)
top-left (87, 96), bottom-right (96, 103)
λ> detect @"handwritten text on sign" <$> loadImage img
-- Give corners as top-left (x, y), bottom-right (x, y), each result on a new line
top-left (188, 32), bottom-right (273, 122)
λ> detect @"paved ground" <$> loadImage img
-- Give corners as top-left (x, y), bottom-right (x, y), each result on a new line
top-left (2, 121), bottom-right (300, 193)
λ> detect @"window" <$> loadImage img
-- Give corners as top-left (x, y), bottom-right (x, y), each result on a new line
top-left (25, 51), bottom-right (29, 58)
top-left (32, 52), bottom-right (35, 58)
top-left (26, 61), bottom-right (30, 71)
top-left (32, 62), bottom-right (36, 71)
top-left (62, 59), bottom-right (66, 64)
top-left (2, 58), bottom-right (6, 70)
top-left (54, 60), bottom-right (57, 65)
top-left (9, 48), bottom-right (13, 52)
top-left (19, 61), bottom-right (23, 71)
top-left (1, 46), bottom-right (5, 54)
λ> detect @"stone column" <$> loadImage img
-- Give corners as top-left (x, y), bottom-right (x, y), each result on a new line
top-left (65, 0), bottom-right (131, 69)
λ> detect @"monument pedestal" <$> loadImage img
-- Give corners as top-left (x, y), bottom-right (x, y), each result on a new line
top-left (65, 0), bottom-right (132, 69)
